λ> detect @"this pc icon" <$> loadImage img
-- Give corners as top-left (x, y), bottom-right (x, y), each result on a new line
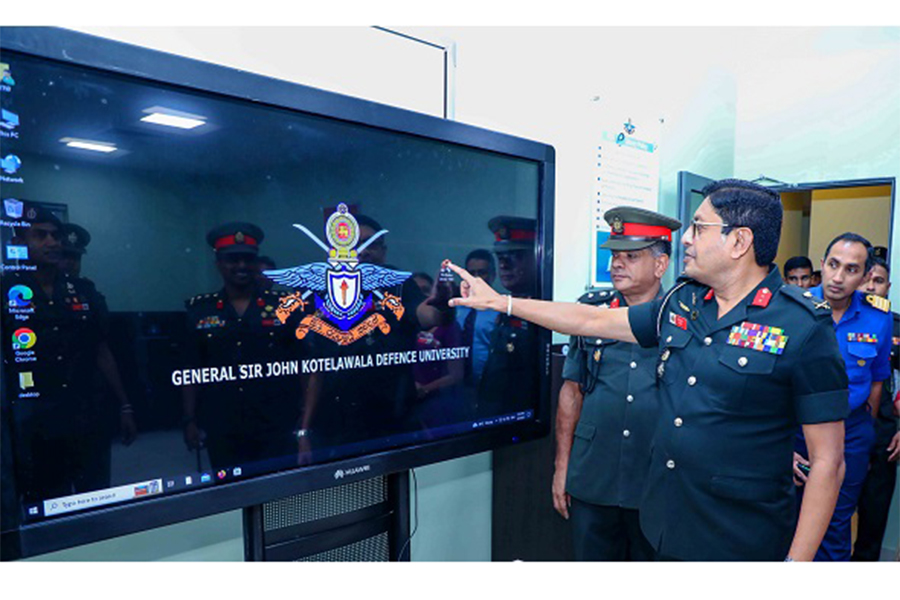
top-left (0, 109), bottom-right (18, 130)
top-left (4, 198), bottom-right (23, 218)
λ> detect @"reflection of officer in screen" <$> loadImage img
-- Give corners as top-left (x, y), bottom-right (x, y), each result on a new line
top-left (476, 216), bottom-right (540, 418)
top-left (182, 223), bottom-right (301, 473)
top-left (300, 214), bottom-right (453, 451)
top-left (2, 209), bottom-right (136, 507)
top-left (58, 222), bottom-right (91, 278)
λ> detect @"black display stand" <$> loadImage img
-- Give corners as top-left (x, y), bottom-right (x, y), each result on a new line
top-left (492, 350), bottom-right (574, 561)
top-left (243, 471), bottom-right (410, 561)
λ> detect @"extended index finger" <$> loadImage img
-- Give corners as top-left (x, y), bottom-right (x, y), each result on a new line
top-left (443, 259), bottom-right (476, 285)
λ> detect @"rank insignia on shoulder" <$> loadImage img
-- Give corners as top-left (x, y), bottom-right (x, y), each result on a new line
top-left (610, 297), bottom-right (620, 309)
top-left (847, 333), bottom-right (878, 343)
top-left (865, 294), bottom-right (891, 312)
top-left (812, 298), bottom-right (830, 310)
top-left (669, 312), bottom-right (688, 330)
top-left (727, 321), bottom-right (788, 355)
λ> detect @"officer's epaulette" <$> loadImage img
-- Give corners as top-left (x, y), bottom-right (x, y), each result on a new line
top-left (779, 285), bottom-right (831, 315)
top-left (577, 288), bottom-right (616, 306)
top-left (864, 293), bottom-right (891, 313)
top-left (187, 292), bottom-right (216, 307)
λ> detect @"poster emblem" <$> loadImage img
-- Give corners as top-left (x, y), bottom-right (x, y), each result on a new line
top-left (264, 203), bottom-right (411, 345)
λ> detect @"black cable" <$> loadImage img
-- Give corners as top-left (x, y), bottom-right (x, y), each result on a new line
top-left (396, 468), bottom-right (418, 561)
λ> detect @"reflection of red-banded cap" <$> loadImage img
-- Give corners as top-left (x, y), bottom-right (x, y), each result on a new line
top-left (206, 222), bottom-right (264, 255)
top-left (601, 206), bottom-right (681, 251)
top-left (488, 215), bottom-right (537, 251)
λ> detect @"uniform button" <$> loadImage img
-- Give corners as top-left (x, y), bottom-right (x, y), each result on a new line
top-left (666, 460), bottom-right (676, 470)
top-left (238, 387), bottom-right (244, 392)
top-left (674, 417), bottom-right (683, 427)
top-left (53, 326), bottom-right (59, 332)
top-left (57, 355), bottom-right (63, 361)
top-left (704, 337), bottom-right (712, 346)
top-left (48, 301), bottom-right (54, 306)
top-left (738, 356), bottom-right (748, 367)
top-left (687, 376), bottom-right (697, 386)
top-left (62, 383), bottom-right (68, 388)
top-left (623, 429), bottom-right (631, 438)
top-left (630, 361), bottom-right (637, 369)
top-left (626, 394), bottom-right (634, 403)
top-left (666, 335), bottom-right (672, 343)
top-left (236, 341), bottom-right (242, 346)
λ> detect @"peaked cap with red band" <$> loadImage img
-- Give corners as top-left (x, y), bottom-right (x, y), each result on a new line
top-left (600, 206), bottom-right (682, 252)
top-left (207, 222), bottom-right (265, 255)
top-left (488, 215), bottom-right (537, 252)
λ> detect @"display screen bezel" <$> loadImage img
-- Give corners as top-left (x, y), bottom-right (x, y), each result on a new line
top-left (0, 26), bottom-right (555, 560)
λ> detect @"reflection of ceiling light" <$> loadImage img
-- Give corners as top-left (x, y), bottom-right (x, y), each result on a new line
top-left (60, 137), bottom-right (117, 153)
top-left (140, 106), bottom-right (206, 129)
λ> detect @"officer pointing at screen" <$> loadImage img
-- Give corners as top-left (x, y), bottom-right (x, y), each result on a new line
top-left (447, 179), bottom-right (848, 561)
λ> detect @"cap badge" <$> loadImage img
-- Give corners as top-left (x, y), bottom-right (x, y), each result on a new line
top-left (234, 231), bottom-right (245, 243)
top-left (611, 217), bottom-right (624, 234)
top-left (68, 232), bottom-right (78, 244)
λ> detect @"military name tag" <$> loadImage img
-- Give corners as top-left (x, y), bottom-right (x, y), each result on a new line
top-left (727, 321), bottom-right (788, 355)
top-left (847, 333), bottom-right (877, 343)
top-left (669, 312), bottom-right (688, 330)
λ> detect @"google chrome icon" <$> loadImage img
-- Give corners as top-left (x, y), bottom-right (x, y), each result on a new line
top-left (12, 328), bottom-right (36, 350)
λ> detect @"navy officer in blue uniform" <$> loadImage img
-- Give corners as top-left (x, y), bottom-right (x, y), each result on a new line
top-left (554, 206), bottom-right (680, 560)
top-left (794, 233), bottom-right (892, 560)
top-left (447, 179), bottom-right (848, 561)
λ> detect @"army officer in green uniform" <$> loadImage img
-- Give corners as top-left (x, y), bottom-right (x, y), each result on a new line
top-left (448, 179), bottom-right (848, 561)
top-left (554, 207), bottom-right (681, 561)
top-left (182, 223), bottom-right (302, 474)
top-left (475, 216), bottom-right (541, 419)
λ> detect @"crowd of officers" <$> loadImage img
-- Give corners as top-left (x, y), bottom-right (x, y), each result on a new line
top-left (449, 178), bottom-right (900, 561)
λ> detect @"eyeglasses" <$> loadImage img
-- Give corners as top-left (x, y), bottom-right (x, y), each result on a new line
top-left (688, 219), bottom-right (733, 238)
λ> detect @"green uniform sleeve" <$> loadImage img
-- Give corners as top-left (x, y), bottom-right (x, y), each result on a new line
top-left (792, 317), bottom-right (850, 424)
top-left (562, 336), bottom-right (583, 383)
top-left (628, 297), bottom-right (664, 349)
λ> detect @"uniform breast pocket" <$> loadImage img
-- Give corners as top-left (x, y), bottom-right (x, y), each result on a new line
top-left (715, 346), bottom-right (778, 409)
top-left (846, 341), bottom-right (877, 382)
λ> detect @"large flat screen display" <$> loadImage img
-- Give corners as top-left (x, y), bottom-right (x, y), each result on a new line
top-left (0, 27), bottom-right (554, 558)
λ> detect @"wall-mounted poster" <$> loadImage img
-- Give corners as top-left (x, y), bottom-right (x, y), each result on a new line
top-left (590, 113), bottom-right (662, 286)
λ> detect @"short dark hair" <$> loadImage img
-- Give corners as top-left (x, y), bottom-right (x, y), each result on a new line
top-left (648, 240), bottom-right (672, 258)
top-left (823, 232), bottom-right (874, 273)
top-left (258, 255), bottom-right (276, 269)
top-left (355, 214), bottom-right (383, 233)
top-left (465, 248), bottom-right (496, 273)
top-left (784, 256), bottom-right (813, 274)
top-left (872, 256), bottom-right (890, 276)
top-left (701, 179), bottom-right (783, 266)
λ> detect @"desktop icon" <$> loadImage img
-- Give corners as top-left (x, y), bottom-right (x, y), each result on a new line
top-left (200, 473), bottom-right (211, 483)
top-left (0, 154), bottom-right (22, 175)
top-left (12, 328), bottom-right (36, 350)
top-left (233, 467), bottom-right (242, 477)
top-left (8, 284), bottom-right (33, 308)
top-left (19, 372), bottom-right (34, 389)
top-left (6, 245), bottom-right (28, 260)
top-left (217, 470), bottom-right (227, 480)
top-left (0, 63), bottom-right (14, 86)
top-left (0, 109), bottom-right (18, 130)
top-left (4, 198), bottom-right (23, 218)
top-left (185, 475), bottom-right (193, 485)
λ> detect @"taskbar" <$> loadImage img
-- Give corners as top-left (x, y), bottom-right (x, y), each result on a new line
top-left (21, 408), bottom-right (535, 523)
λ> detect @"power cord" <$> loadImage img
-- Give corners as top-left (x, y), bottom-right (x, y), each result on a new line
top-left (396, 468), bottom-right (418, 561)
